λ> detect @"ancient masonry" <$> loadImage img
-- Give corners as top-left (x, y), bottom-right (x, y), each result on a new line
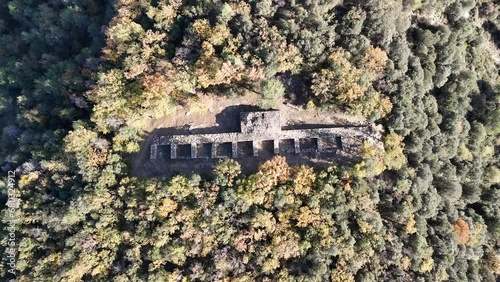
top-left (150, 111), bottom-right (369, 161)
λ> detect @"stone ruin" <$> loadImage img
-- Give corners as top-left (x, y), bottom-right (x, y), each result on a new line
top-left (150, 110), bottom-right (371, 162)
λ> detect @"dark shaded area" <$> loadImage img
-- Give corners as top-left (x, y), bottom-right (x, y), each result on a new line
top-left (215, 105), bottom-right (263, 132)
top-left (196, 143), bottom-right (212, 158)
top-left (237, 141), bottom-right (254, 157)
top-left (279, 72), bottom-right (311, 105)
top-left (483, 21), bottom-right (500, 47)
top-left (177, 144), bottom-right (192, 158)
top-left (336, 136), bottom-right (343, 150)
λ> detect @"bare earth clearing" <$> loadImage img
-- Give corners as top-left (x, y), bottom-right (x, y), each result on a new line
top-left (132, 93), bottom-right (367, 177)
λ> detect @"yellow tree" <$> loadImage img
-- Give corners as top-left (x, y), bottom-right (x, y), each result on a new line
top-left (383, 133), bottom-right (406, 170)
top-left (292, 165), bottom-right (316, 195)
top-left (362, 47), bottom-right (388, 73)
top-left (256, 156), bottom-right (291, 191)
top-left (311, 50), bottom-right (365, 104)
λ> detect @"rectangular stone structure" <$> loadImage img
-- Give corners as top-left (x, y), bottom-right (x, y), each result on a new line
top-left (294, 138), bottom-right (300, 154)
top-left (211, 143), bottom-right (217, 158)
top-left (150, 144), bottom-right (157, 160)
top-left (155, 111), bottom-right (373, 162)
top-left (170, 144), bottom-right (177, 159)
top-left (232, 142), bottom-right (238, 158)
top-left (253, 140), bottom-right (259, 157)
top-left (191, 143), bottom-right (197, 158)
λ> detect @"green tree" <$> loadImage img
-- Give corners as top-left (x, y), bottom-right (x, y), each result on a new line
top-left (260, 79), bottom-right (284, 109)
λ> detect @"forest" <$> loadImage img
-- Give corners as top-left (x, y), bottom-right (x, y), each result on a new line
top-left (0, 0), bottom-right (499, 281)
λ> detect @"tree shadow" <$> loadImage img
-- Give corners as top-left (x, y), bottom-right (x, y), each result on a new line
top-left (483, 21), bottom-right (500, 47)
top-left (278, 72), bottom-right (311, 106)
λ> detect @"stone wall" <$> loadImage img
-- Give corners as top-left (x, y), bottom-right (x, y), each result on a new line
top-left (150, 111), bottom-right (376, 161)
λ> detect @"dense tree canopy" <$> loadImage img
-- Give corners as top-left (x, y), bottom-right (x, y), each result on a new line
top-left (1, 0), bottom-right (499, 281)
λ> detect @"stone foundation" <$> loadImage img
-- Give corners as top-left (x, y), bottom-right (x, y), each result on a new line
top-left (150, 111), bottom-right (369, 161)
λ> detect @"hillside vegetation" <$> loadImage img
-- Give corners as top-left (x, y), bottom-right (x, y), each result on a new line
top-left (0, 0), bottom-right (499, 281)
